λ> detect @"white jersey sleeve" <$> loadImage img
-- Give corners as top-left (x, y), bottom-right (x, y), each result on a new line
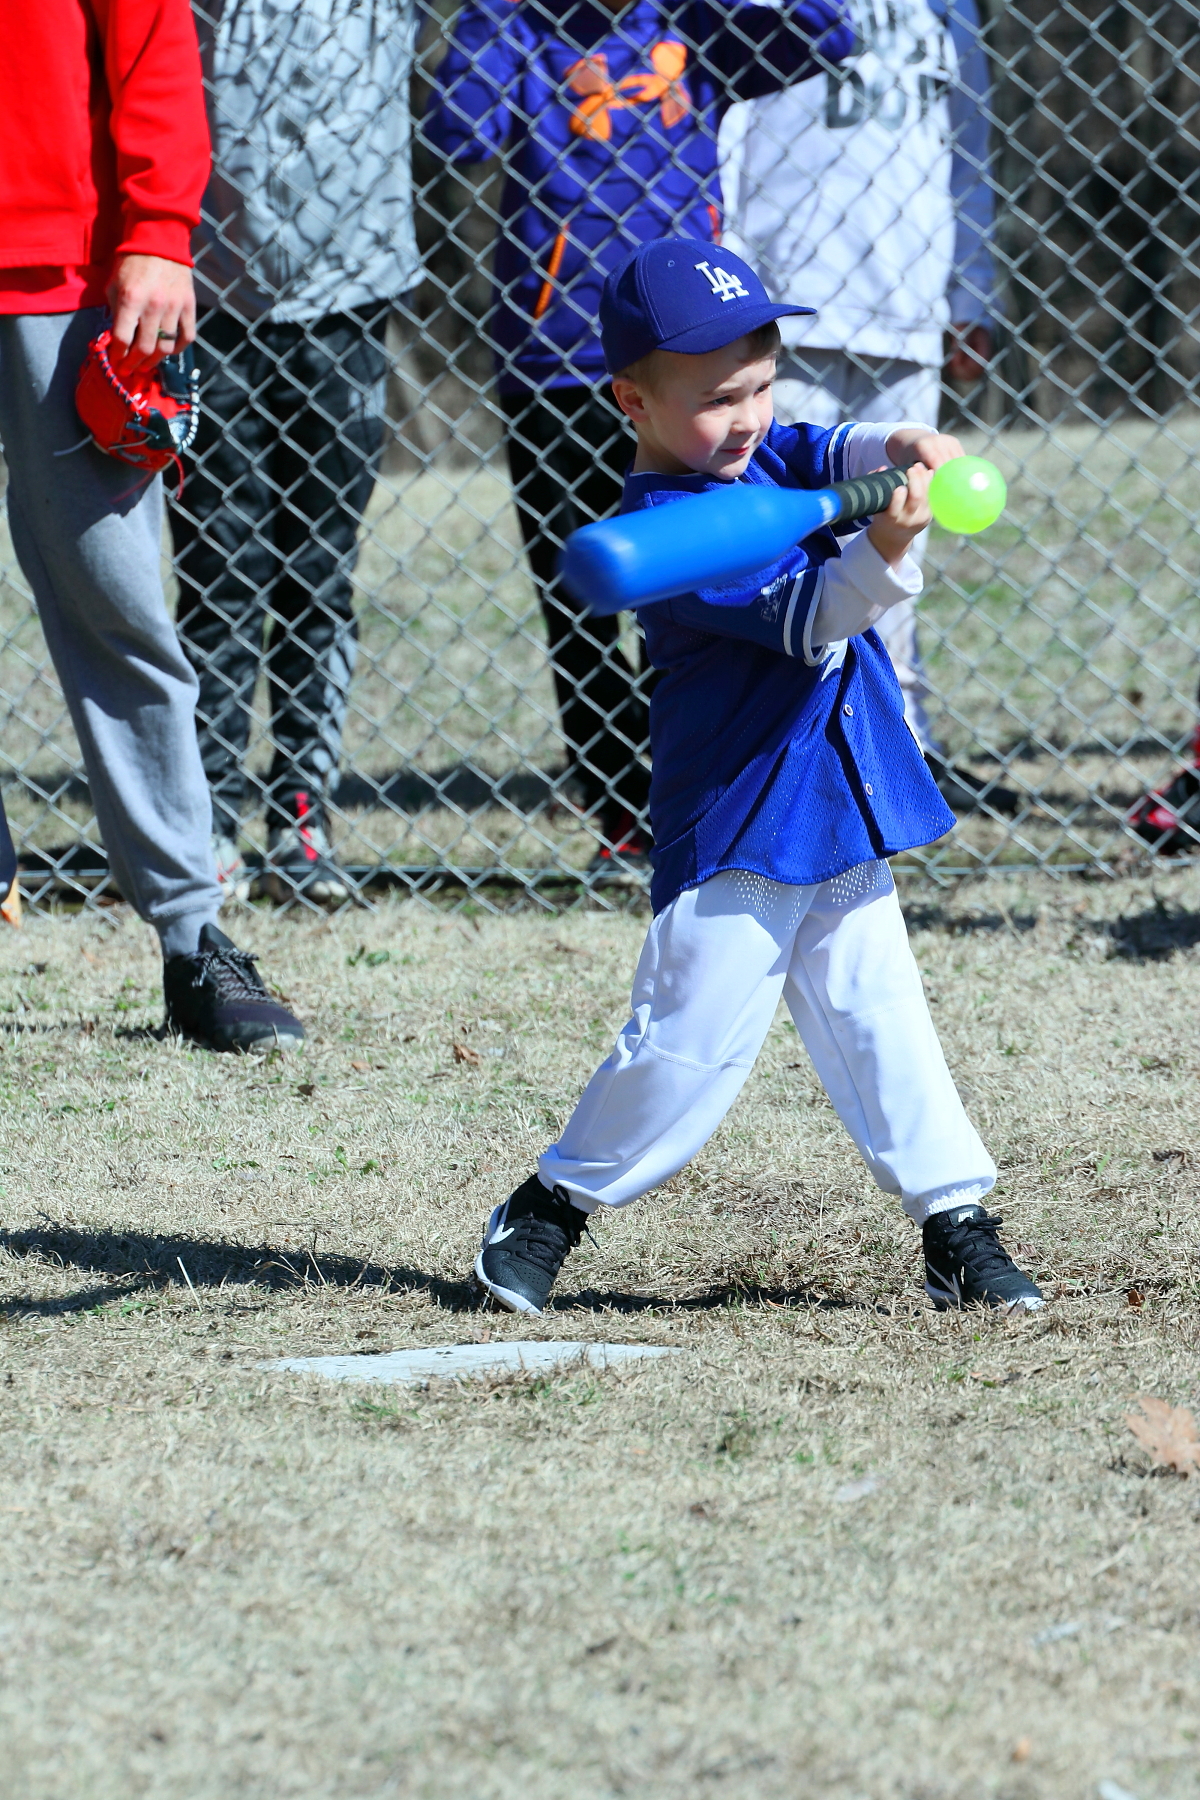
top-left (807, 528), bottom-right (924, 660)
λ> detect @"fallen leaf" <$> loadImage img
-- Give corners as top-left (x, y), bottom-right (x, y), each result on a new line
top-left (453, 1042), bottom-right (481, 1066)
top-left (295, 1082), bottom-right (315, 1098)
top-left (1126, 1288), bottom-right (1144, 1309)
top-left (350, 1060), bottom-right (369, 1072)
top-left (1125, 1395), bottom-right (1200, 1475)
top-left (1011, 1738), bottom-right (1031, 1763)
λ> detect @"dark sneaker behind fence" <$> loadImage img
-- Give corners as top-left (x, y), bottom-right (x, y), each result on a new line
top-left (264, 791), bottom-right (353, 906)
top-left (1128, 760), bottom-right (1200, 854)
top-left (925, 753), bottom-right (1021, 818)
top-left (588, 806), bottom-right (653, 880)
top-left (475, 1173), bottom-right (589, 1314)
top-left (922, 1203), bottom-right (1044, 1312)
top-left (163, 922), bottom-right (305, 1053)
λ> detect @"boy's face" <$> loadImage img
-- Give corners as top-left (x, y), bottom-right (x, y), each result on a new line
top-left (612, 337), bottom-right (776, 481)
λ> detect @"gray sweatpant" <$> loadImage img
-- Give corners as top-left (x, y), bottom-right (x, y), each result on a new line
top-left (0, 309), bottom-right (221, 956)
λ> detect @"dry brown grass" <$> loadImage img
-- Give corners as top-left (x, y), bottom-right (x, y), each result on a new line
top-left (3, 872), bottom-right (1200, 1798)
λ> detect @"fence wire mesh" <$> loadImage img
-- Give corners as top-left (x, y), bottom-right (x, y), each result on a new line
top-left (2, 0), bottom-right (1200, 912)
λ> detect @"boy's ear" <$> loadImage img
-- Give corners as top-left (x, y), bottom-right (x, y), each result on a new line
top-left (611, 376), bottom-right (649, 423)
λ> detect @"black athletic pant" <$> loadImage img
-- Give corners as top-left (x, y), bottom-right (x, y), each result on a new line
top-left (502, 385), bottom-right (652, 825)
top-left (169, 308), bottom-right (389, 836)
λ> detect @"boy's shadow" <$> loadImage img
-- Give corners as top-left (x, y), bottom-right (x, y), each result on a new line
top-left (1, 1223), bottom-right (862, 1320)
top-left (559, 1282), bottom-right (857, 1314)
top-left (0, 1223), bottom-right (475, 1318)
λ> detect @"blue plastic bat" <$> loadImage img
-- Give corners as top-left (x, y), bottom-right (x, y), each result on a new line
top-left (559, 467), bottom-right (908, 615)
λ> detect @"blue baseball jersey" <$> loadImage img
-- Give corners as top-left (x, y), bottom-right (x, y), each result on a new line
top-left (631, 420), bottom-right (955, 913)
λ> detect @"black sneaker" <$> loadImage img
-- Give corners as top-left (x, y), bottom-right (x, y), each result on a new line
top-left (925, 753), bottom-right (1021, 817)
top-left (163, 922), bottom-right (305, 1053)
top-left (475, 1173), bottom-right (589, 1314)
top-left (923, 1203), bottom-right (1044, 1312)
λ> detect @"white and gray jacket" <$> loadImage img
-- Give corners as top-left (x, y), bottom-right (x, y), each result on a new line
top-left (192, 0), bottom-right (423, 323)
top-left (719, 0), bottom-right (996, 369)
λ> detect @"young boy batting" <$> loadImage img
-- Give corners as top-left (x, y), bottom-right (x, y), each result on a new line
top-left (474, 239), bottom-right (1043, 1318)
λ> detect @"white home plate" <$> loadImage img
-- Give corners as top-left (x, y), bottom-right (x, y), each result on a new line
top-left (263, 1342), bottom-right (679, 1385)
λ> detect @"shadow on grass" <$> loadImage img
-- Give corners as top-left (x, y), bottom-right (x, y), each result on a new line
top-left (1, 1224), bottom-right (873, 1321)
top-left (554, 1283), bottom-right (864, 1315)
top-left (900, 901), bottom-right (1040, 936)
top-left (0, 1223), bottom-right (477, 1317)
top-left (1105, 900), bottom-right (1200, 960)
top-left (6, 764), bottom-right (565, 820)
top-left (902, 894), bottom-right (1200, 962)
top-left (337, 763), bottom-right (561, 816)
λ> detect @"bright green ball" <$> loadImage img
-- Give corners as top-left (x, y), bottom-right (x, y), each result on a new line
top-left (928, 456), bottom-right (1006, 534)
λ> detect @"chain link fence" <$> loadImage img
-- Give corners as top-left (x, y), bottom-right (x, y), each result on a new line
top-left (2, 0), bottom-right (1200, 912)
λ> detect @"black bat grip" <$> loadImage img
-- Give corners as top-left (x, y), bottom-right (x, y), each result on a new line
top-left (827, 465), bottom-right (909, 523)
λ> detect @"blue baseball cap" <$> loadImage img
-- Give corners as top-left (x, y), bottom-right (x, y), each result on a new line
top-left (600, 238), bottom-right (814, 375)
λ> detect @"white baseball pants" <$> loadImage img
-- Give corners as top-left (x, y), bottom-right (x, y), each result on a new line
top-left (538, 864), bottom-right (995, 1225)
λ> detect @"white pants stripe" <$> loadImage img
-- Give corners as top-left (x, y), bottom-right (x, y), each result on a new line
top-left (538, 865), bottom-right (995, 1224)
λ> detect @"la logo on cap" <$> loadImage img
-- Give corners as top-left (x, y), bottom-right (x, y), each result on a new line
top-left (694, 260), bottom-right (750, 303)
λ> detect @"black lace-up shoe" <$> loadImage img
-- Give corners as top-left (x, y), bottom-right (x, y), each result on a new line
top-left (923, 1203), bottom-right (1044, 1312)
top-left (163, 923), bottom-right (305, 1053)
top-left (475, 1173), bottom-right (589, 1314)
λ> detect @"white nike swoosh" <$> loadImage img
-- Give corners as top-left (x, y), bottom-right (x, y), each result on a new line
top-left (490, 1224), bottom-right (515, 1243)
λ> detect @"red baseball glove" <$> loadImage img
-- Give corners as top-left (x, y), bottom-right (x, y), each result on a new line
top-left (75, 329), bottom-right (199, 487)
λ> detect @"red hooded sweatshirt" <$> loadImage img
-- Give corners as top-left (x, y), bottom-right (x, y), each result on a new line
top-left (0, 0), bottom-right (211, 313)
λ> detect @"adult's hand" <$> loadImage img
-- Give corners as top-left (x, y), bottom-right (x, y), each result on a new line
top-left (106, 255), bottom-right (197, 373)
top-left (944, 323), bottom-right (993, 385)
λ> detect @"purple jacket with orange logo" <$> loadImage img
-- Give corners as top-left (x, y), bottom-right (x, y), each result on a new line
top-left (423, 0), bottom-right (854, 393)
